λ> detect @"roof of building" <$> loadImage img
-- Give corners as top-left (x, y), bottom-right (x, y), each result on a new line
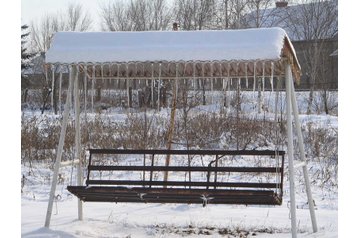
top-left (243, 0), bottom-right (338, 41)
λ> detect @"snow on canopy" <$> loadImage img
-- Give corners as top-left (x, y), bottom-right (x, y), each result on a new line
top-left (45, 27), bottom-right (301, 81)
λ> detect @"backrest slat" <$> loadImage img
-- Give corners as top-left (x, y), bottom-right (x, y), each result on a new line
top-left (89, 149), bottom-right (285, 156)
top-left (88, 165), bottom-right (282, 173)
top-left (86, 180), bottom-right (279, 188)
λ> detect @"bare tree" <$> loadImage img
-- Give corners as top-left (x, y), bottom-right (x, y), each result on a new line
top-left (173, 0), bottom-right (194, 30)
top-left (100, 1), bottom-right (131, 31)
top-left (30, 15), bottom-right (64, 53)
top-left (29, 3), bottom-right (92, 114)
top-left (66, 3), bottom-right (92, 31)
top-left (214, 0), bottom-right (247, 29)
top-left (30, 3), bottom-right (92, 52)
top-left (229, 0), bottom-right (248, 28)
top-left (100, 0), bottom-right (172, 31)
top-left (127, 0), bottom-right (148, 31)
top-left (244, 0), bottom-right (275, 28)
top-left (174, 0), bottom-right (216, 30)
top-left (149, 0), bottom-right (173, 30)
top-left (284, 0), bottom-right (338, 114)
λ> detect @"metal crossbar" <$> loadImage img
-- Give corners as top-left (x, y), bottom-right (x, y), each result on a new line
top-left (88, 149), bottom-right (285, 156)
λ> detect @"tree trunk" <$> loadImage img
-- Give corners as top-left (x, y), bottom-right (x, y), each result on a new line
top-left (96, 87), bottom-right (101, 102)
top-left (323, 89), bottom-right (329, 114)
top-left (23, 89), bottom-right (28, 104)
top-left (201, 78), bottom-right (206, 105)
top-left (53, 77), bottom-right (58, 115)
top-left (237, 78), bottom-right (241, 112)
top-left (128, 86), bottom-right (133, 108)
top-left (225, 0), bottom-right (228, 29)
top-left (307, 81), bottom-right (314, 114)
top-left (257, 79), bottom-right (262, 114)
top-left (223, 78), bottom-right (227, 108)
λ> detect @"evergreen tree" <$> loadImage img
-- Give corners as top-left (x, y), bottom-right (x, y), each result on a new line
top-left (21, 25), bottom-right (34, 72)
top-left (21, 24), bottom-right (35, 103)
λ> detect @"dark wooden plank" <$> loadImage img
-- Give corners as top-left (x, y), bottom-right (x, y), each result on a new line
top-left (67, 186), bottom-right (282, 205)
top-left (68, 186), bottom-right (275, 196)
top-left (85, 180), bottom-right (279, 188)
top-left (88, 165), bottom-right (282, 173)
top-left (89, 149), bottom-right (285, 156)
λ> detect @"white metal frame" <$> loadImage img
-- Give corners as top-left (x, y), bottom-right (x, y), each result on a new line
top-left (44, 61), bottom-right (317, 238)
top-left (45, 65), bottom-right (83, 227)
top-left (285, 63), bottom-right (318, 237)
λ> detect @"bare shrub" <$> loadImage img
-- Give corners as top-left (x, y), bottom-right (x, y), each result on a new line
top-left (301, 124), bottom-right (338, 187)
top-left (230, 117), bottom-right (283, 150)
top-left (116, 111), bottom-right (167, 149)
top-left (21, 114), bottom-right (59, 164)
top-left (174, 108), bottom-right (284, 151)
top-left (22, 103), bottom-right (337, 189)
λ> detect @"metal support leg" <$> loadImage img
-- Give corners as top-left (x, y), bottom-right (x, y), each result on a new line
top-left (44, 65), bottom-right (75, 228)
top-left (74, 66), bottom-right (83, 221)
top-left (51, 65), bottom-right (55, 113)
top-left (285, 64), bottom-right (297, 238)
top-left (290, 77), bottom-right (318, 232)
top-left (59, 70), bottom-right (62, 114)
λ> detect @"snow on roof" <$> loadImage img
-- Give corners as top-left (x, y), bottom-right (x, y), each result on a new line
top-left (46, 27), bottom-right (291, 64)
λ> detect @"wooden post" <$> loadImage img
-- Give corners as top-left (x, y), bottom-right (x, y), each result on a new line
top-left (245, 63), bottom-right (248, 89)
top-left (202, 64), bottom-right (206, 105)
top-left (151, 64), bottom-right (154, 108)
top-left (58, 66), bottom-right (62, 114)
top-left (157, 63), bottom-right (161, 111)
top-left (253, 62), bottom-right (256, 92)
top-left (261, 61), bottom-right (266, 113)
top-left (91, 65), bottom-right (95, 113)
top-left (126, 64), bottom-right (131, 108)
top-left (163, 63), bottom-right (178, 184)
top-left (51, 65), bottom-right (55, 113)
top-left (193, 62), bottom-right (196, 94)
top-left (210, 63), bottom-right (214, 103)
top-left (84, 64), bottom-right (87, 119)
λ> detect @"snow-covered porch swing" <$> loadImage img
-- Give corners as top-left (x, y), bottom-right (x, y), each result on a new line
top-left (44, 27), bottom-right (317, 238)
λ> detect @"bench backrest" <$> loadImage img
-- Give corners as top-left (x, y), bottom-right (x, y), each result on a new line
top-left (85, 149), bottom-right (285, 196)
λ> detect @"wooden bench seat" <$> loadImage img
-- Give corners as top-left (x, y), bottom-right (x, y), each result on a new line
top-left (67, 149), bottom-right (285, 206)
top-left (68, 186), bottom-right (282, 205)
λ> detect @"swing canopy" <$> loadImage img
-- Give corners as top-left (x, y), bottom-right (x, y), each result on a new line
top-left (45, 27), bottom-right (301, 82)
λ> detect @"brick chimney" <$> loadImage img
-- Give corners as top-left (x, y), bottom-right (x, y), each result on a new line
top-left (275, 1), bottom-right (288, 8)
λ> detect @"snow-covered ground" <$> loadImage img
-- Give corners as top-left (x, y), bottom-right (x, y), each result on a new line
top-left (21, 156), bottom-right (338, 238)
top-left (21, 91), bottom-right (338, 237)
top-left (22, 200), bottom-right (337, 238)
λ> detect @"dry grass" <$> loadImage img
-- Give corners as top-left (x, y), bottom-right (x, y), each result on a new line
top-left (21, 105), bottom-right (337, 187)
